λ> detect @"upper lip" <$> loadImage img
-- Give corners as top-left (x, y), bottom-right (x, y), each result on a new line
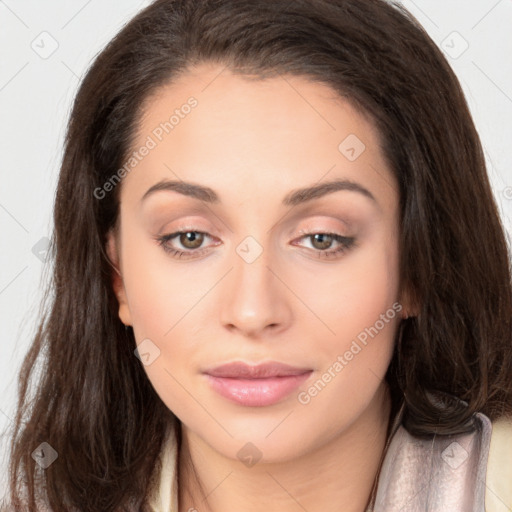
top-left (204, 361), bottom-right (313, 379)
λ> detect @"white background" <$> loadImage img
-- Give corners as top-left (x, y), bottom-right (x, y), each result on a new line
top-left (1, 0), bottom-right (511, 496)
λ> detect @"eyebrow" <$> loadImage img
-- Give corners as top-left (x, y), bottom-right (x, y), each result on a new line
top-left (140, 178), bottom-right (377, 207)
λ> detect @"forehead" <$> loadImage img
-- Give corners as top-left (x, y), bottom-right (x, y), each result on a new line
top-left (121, 63), bottom-right (397, 212)
top-left (137, 62), bottom-right (379, 147)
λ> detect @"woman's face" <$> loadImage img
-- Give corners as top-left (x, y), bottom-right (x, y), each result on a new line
top-left (107, 63), bottom-right (408, 462)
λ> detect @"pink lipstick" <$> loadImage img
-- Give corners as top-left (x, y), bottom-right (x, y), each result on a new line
top-left (203, 361), bottom-right (313, 407)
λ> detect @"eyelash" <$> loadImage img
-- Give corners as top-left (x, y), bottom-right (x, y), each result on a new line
top-left (154, 228), bottom-right (356, 260)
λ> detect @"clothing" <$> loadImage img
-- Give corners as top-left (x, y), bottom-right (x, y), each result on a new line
top-left (372, 412), bottom-right (493, 511)
top-left (145, 412), bottom-right (512, 512)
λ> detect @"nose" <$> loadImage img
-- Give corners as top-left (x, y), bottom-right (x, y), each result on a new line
top-left (219, 237), bottom-right (293, 338)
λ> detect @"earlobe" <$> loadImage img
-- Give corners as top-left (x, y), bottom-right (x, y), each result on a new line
top-left (106, 230), bottom-right (133, 327)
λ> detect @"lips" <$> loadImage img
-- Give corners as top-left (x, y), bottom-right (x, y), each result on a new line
top-left (204, 361), bottom-right (312, 379)
top-left (203, 361), bottom-right (313, 407)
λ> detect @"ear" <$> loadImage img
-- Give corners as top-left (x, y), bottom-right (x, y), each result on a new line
top-left (106, 229), bottom-right (132, 327)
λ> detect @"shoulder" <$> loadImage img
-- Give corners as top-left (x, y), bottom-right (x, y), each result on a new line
top-left (374, 411), bottom-right (494, 511)
top-left (486, 415), bottom-right (512, 512)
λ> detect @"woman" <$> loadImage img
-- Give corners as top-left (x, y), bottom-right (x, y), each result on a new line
top-left (3, 0), bottom-right (512, 511)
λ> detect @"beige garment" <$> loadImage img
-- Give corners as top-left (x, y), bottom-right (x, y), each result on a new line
top-left (485, 416), bottom-right (512, 512)
top-left (146, 414), bottom-right (512, 512)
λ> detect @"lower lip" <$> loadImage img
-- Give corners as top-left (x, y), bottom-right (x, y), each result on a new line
top-left (205, 372), bottom-right (313, 407)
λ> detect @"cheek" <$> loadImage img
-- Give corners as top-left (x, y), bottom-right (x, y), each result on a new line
top-left (119, 226), bottom-right (215, 403)
top-left (293, 233), bottom-right (400, 348)
top-left (119, 232), bottom-right (204, 413)
top-left (120, 226), bottom-right (197, 337)
top-left (294, 244), bottom-right (400, 434)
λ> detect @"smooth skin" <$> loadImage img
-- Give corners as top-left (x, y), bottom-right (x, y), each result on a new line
top-left (107, 62), bottom-right (415, 512)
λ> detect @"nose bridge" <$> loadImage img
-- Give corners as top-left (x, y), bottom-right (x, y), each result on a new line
top-left (232, 233), bottom-right (275, 301)
top-left (219, 232), bottom-right (290, 334)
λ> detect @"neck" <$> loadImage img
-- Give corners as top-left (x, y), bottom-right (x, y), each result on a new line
top-left (178, 383), bottom-right (392, 512)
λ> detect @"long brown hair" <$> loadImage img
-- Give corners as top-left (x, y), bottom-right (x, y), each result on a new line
top-left (4, 0), bottom-right (512, 510)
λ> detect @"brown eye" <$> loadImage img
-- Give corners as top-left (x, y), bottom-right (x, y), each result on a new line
top-left (155, 229), bottom-right (216, 259)
top-left (310, 233), bottom-right (335, 250)
top-left (292, 231), bottom-right (356, 260)
top-left (179, 231), bottom-right (205, 249)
